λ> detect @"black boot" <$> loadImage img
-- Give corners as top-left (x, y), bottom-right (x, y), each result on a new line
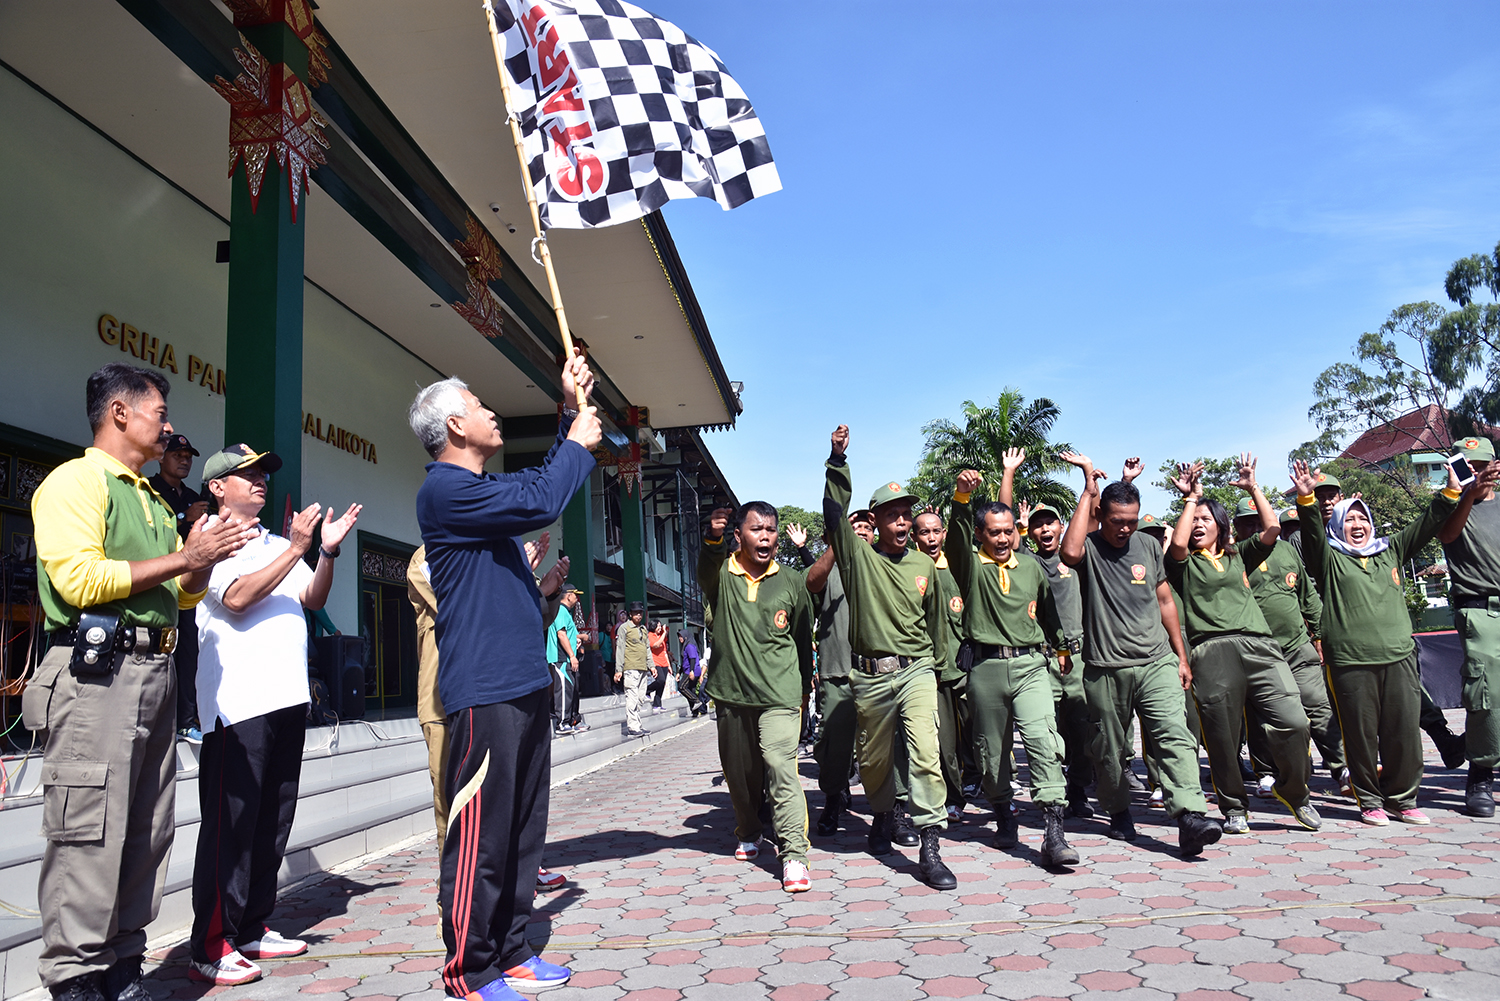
top-left (1178, 811), bottom-right (1223, 857)
top-left (1105, 810), bottom-right (1137, 842)
top-left (1039, 805), bottom-right (1080, 867)
top-left (867, 810), bottom-right (893, 855)
top-left (1066, 783), bottom-right (1094, 818)
top-left (993, 805), bottom-right (1019, 848)
top-left (1430, 727), bottom-right (1468, 770)
top-left (49, 974), bottom-right (104, 1001)
top-left (101, 956), bottom-right (148, 1001)
top-left (817, 791), bottom-right (845, 836)
top-left (893, 800), bottom-right (920, 847)
top-left (917, 826), bottom-right (957, 890)
top-left (1466, 764), bottom-right (1495, 818)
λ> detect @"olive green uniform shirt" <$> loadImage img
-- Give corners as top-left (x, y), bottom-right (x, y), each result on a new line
top-left (1031, 548), bottom-right (1083, 645)
top-left (1247, 539), bottom-right (1323, 656)
top-left (1166, 536), bottom-right (1276, 646)
top-left (822, 459), bottom-right (945, 662)
top-left (815, 563), bottom-right (852, 680)
top-left (699, 538), bottom-right (814, 708)
top-left (945, 500), bottom-right (1065, 649)
top-left (1443, 495), bottom-right (1500, 603)
top-left (1299, 489), bottom-right (1458, 667)
top-left (933, 557), bottom-right (966, 682)
top-left (1073, 530), bottom-right (1173, 669)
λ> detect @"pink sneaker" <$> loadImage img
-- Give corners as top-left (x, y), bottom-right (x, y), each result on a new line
top-left (1395, 808), bottom-right (1430, 825)
top-left (1360, 808), bottom-right (1389, 826)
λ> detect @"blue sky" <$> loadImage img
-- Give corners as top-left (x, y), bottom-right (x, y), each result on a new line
top-left (645, 1), bottom-right (1500, 516)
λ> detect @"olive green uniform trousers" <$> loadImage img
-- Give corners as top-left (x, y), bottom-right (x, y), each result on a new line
top-left (814, 676), bottom-right (858, 800)
top-left (893, 674), bottom-right (968, 809)
top-left (1190, 634), bottom-right (1312, 817)
top-left (1456, 605), bottom-right (1500, 768)
top-left (24, 644), bottom-right (177, 987)
top-left (970, 652), bottom-right (1066, 807)
top-left (851, 660), bottom-right (947, 829)
top-left (1248, 641), bottom-right (1345, 777)
top-left (1326, 650), bottom-right (1424, 812)
top-left (716, 703), bottom-right (810, 863)
top-left (1085, 652), bottom-right (1207, 818)
top-left (1050, 657), bottom-right (1093, 792)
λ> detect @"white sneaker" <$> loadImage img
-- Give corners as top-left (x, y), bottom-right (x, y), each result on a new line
top-left (238, 928), bottom-right (307, 960)
top-left (734, 839), bottom-right (760, 860)
top-left (189, 949), bottom-right (263, 985)
top-left (782, 860), bottom-right (811, 892)
top-left (1149, 787), bottom-right (1164, 808)
top-left (1223, 813), bottom-right (1250, 835)
top-left (1256, 775), bottom-right (1276, 798)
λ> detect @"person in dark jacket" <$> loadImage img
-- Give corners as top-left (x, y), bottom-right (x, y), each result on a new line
top-left (409, 352), bottom-right (600, 1001)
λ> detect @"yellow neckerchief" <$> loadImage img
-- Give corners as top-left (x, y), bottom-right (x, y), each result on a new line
top-left (978, 548), bottom-right (1020, 594)
top-left (933, 551), bottom-right (949, 570)
top-left (1193, 547), bottom-right (1226, 573)
top-left (727, 553), bottom-right (780, 602)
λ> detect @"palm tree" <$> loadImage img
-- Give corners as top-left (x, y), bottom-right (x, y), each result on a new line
top-left (910, 389), bottom-right (1076, 519)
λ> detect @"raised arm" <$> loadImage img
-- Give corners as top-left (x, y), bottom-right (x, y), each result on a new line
top-left (1059, 452), bottom-right (1096, 566)
top-left (998, 447), bottom-right (1024, 509)
top-left (1167, 461), bottom-right (1204, 563)
top-left (698, 506), bottom-right (734, 607)
top-left (822, 425), bottom-right (858, 577)
top-left (1391, 463), bottom-right (1464, 562)
top-left (805, 546), bottom-right (835, 595)
top-left (945, 469), bottom-right (983, 596)
top-left (1290, 461), bottom-right (1329, 585)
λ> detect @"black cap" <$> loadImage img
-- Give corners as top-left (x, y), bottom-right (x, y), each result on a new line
top-left (628, 601), bottom-right (645, 613)
top-left (163, 434), bottom-right (199, 456)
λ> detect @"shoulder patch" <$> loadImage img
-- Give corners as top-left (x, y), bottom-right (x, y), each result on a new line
top-left (1391, 567), bottom-right (1401, 586)
top-left (1131, 564), bottom-right (1146, 581)
top-left (915, 575), bottom-right (929, 596)
top-left (1285, 571), bottom-right (1297, 589)
top-left (773, 608), bottom-right (789, 630)
top-left (949, 595), bottom-right (964, 614)
top-left (1027, 600), bottom-right (1037, 619)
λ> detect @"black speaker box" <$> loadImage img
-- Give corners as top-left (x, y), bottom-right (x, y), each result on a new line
top-left (314, 635), bottom-right (367, 720)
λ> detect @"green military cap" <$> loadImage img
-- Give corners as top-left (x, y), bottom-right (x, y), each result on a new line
top-left (1279, 507), bottom-right (1301, 525)
top-left (1233, 497), bottom-right (1257, 519)
top-left (1456, 436), bottom-right (1497, 461)
top-left (1136, 513), bottom-right (1168, 533)
top-left (203, 443), bottom-right (284, 481)
top-left (868, 480), bottom-right (920, 510)
top-left (1311, 470), bottom-right (1341, 490)
top-left (1027, 503), bottom-right (1062, 524)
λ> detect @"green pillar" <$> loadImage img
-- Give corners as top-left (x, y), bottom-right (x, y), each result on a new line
top-left (562, 478), bottom-right (595, 621)
top-left (222, 21), bottom-right (308, 530)
top-left (620, 473), bottom-right (647, 609)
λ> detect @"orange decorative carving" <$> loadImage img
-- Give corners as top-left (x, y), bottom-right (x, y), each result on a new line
top-left (450, 277), bottom-right (505, 340)
top-left (221, 0), bottom-right (331, 85)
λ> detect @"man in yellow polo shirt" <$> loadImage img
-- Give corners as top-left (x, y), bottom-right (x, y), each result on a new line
top-left (25, 364), bottom-right (256, 1001)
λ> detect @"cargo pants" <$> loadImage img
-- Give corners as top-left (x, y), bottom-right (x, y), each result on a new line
top-left (1456, 603), bottom-right (1500, 769)
top-left (969, 652), bottom-right (1066, 807)
top-left (1326, 650), bottom-right (1424, 812)
top-left (716, 703), bottom-right (810, 862)
top-left (850, 659), bottom-right (947, 830)
top-left (1084, 652), bottom-right (1207, 818)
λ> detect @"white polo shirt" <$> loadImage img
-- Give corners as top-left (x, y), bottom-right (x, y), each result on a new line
top-left (196, 527), bottom-right (314, 728)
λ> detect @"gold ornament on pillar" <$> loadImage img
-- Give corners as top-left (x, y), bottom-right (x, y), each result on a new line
top-left (211, 35), bottom-right (329, 221)
top-left (449, 215), bottom-right (507, 339)
top-left (221, 0), bottom-right (331, 85)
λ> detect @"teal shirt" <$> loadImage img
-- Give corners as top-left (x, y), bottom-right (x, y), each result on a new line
top-left (546, 605), bottom-right (579, 674)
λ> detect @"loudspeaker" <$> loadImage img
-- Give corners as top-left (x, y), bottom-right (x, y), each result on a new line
top-left (314, 635), bottom-right (366, 720)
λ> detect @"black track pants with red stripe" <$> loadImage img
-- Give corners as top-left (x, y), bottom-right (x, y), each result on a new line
top-left (190, 704), bottom-right (306, 963)
top-left (440, 687), bottom-right (551, 997)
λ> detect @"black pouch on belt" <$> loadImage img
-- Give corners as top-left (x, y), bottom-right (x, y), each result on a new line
top-left (69, 611), bottom-right (119, 675)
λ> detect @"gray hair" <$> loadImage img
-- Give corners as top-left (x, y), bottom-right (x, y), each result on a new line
top-left (409, 377), bottom-right (470, 458)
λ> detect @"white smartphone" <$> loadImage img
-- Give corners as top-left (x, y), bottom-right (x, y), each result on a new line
top-left (1448, 453), bottom-right (1476, 488)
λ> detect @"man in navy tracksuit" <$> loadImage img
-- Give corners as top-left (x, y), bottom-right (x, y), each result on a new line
top-left (410, 353), bottom-right (600, 1001)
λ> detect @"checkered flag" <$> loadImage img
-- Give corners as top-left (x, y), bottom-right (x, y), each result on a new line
top-left (489, 0), bottom-right (781, 229)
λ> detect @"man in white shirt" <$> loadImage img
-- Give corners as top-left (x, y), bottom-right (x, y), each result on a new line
top-left (189, 445), bottom-right (361, 986)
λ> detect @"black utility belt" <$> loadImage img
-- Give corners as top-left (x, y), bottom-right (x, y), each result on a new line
top-left (50, 624), bottom-right (178, 657)
top-left (973, 643), bottom-right (1043, 661)
top-left (852, 654), bottom-right (913, 675)
top-left (1452, 595), bottom-right (1500, 611)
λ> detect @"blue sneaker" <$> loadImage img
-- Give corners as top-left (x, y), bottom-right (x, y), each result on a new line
top-left (503, 956), bottom-right (571, 990)
top-left (178, 726), bottom-right (204, 744)
top-left (451, 978), bottom-right (525, 1001)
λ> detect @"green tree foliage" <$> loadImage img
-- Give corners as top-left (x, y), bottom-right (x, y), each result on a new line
top-left (773, 503), bottom-right (825, 568)
top-left (1152, 456), bottom-right (1286, 521)
top-left (909, 389), bottom-right (1075, 519)
top-left (1433, 240), bottom-right (1500, 430)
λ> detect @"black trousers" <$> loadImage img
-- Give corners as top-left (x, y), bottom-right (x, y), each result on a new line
top-left (647, 665), bottom-right (667, 708)
top-left (190, 704), bottom-right (306, 962)
top-left (440, 687), bottom-right (551, 996)
top-left (175, 608), bottom-right (200, 729)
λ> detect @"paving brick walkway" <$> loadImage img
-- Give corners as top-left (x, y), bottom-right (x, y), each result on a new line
top-left (132, 712), bottom-right (1498, 1000)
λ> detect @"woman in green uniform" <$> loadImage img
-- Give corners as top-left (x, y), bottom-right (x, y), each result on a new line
top-left (1290, 459), bottom-right (1465, 826)
top-left (1167, 455), bottom-right (1318, 834)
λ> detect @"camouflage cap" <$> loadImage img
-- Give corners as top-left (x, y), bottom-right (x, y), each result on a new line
top-left (1233, 497), bottom-right (1258, 520)
top-left (1312, 470), bottom-right (1341, 491)
top-left (1279, 507), bottom-right (1301, 525)
top-left (203, 443), bottom-right (284, 481)
top-left (1456, 436), bottom-right (1496, 461)
top-left (1136, 513), bottom-right (1168, 534)
top-left (1027, 503), bottom-right (1062, 524)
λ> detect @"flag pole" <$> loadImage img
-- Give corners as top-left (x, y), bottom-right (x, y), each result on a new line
top-left (482, 1), bottom-right (587, 408)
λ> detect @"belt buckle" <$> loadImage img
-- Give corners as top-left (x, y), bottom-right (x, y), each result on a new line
top-left (160, 626), bottom-right (178, 655)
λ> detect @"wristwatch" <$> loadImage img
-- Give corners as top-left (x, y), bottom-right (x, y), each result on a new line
top-left (319, 544), bottom-right (341, 559)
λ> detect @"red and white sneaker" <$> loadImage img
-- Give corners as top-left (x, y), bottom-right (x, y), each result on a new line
top-left (537, 867), bottom-right (566, 890)
top-left (782, 860), bottom-right (811, 893)
top-left (734, 839), bottom-right (761, 861)
top-left (1396, 808), bottom-right (1431, 825)
top-left (189, 949), bottom-right (262, 986)
top-left (238, 928), bottom-right (307, 960)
